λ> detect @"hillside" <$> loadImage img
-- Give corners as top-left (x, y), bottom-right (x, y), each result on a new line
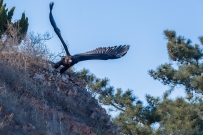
top-left (0, 33), bottom-right (120, 135)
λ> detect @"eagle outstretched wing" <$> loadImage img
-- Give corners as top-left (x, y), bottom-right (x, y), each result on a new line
top-left (49, 2), bottom-right (130, 74)
top-left (49, 2), bottom-right (70, 56)
top-left (72, 45), bottom-right (130, 63)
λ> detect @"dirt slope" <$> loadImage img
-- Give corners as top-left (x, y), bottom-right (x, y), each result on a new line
top-left (0, 52), bottom-right (120, 135)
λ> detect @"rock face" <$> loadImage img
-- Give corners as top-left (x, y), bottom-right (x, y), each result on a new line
top-left (0, 57), bottom-right (120, 135)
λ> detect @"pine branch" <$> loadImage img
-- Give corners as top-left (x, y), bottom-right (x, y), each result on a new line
top-left (110, 102), bottom-right (125, 112)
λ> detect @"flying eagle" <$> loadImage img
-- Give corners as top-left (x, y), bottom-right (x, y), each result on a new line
top-left (49, 2), bottom-right (130, 73)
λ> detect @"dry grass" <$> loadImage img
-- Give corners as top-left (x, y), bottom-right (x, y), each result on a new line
top-left (0, 23), bottom-right (120, 135)
top-left (0, 23), bottom-right (57, 134)
top-left (0, 23), bottom-right (53, 70)
top-left (0, 23), bottom-right (75, 135)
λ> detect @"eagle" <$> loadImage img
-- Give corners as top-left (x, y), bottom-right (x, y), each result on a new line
top-left (49, 2), bottom-right (130, 73)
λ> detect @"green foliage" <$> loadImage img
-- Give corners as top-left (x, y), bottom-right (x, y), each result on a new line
top-left (148, 30), bottom-right (203, 134)
top-left (13, 12), bottom-right (28, 39)
top-left (77, 29), bottom-right (203, 134)
top-left (155, 94), bottom-right (203, 135)
top-left (164, 30), bottom-right (202, 63)
top-left (112, 94), bottom-right (160, 135)
top-left (77, 69), bottom-right (160, 135)
top-left (149, 30), bottom-right (203, 95)
top-left (0, 0), bottom-right (28, 40)
top-left (199, 36), bottom-right (203, 45)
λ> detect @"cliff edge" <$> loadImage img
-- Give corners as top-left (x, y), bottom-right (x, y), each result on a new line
top-left (0, 51), bottom-right (120, 135)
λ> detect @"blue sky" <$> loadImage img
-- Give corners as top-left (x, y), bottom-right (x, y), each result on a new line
top-left (6, 0), bottom-right (203, 102)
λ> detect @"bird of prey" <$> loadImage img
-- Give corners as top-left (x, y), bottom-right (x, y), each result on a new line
top-left (49, 2), bottom-right (130, 73)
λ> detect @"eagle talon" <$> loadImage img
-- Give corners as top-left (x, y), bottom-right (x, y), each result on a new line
top-left (53, 60), bottom-right (63, 69)
top-left (60, 66), bottom-right (69, 74)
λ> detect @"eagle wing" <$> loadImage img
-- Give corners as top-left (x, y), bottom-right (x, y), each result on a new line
top-left (49, 2), bottom-right (71, 56)
top-left (72, 45), bottom-right (130, 63)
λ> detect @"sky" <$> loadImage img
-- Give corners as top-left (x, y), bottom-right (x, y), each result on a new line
top-left (6, 0), bottom-right (203, 102)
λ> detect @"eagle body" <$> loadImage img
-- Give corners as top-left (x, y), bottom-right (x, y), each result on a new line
top-left (49, 2), bottom-right (130, 73)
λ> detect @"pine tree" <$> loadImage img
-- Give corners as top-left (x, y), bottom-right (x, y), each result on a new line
top-left (0, 0), bottom-right (28, 40)
top-left (77, 29), bottom-right (203, 134)
top-left (148, 30), bottom-right (203, 134)
top-left (155, 92), bottom-right (203, 135)
top-left (149, 30), bottom-right (203, 97)
top-left (77, 69), bottom-right (160, 135)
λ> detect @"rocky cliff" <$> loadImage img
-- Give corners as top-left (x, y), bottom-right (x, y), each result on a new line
top-left (0, 52), bottom-right (120, 135)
